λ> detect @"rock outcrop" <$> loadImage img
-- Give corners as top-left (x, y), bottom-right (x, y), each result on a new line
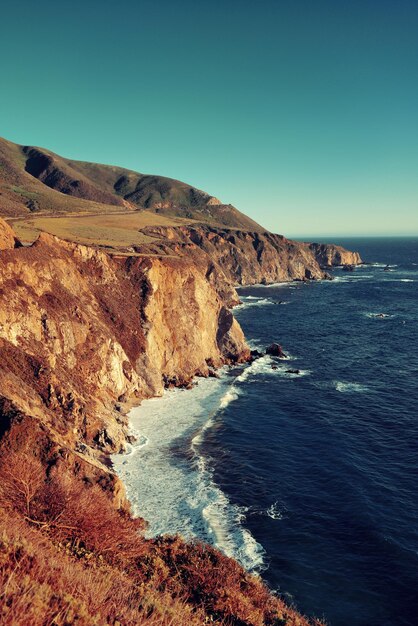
top-left (0, 217), bottom-right (20, 250)
top-left (307, 242), bottom-right (362, 267)
top-left (0, 213), bottom-right (335, 626)
top-left (133, 225), bottom-right (361, 302)
top-left (0, 231), bottom-right (249, 468)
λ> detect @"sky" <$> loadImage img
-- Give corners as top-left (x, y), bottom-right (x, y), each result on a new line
top-left (1, 0), bottom-right (417, 236)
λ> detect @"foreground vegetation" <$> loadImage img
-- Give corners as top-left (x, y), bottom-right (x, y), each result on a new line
top-left (0, 450), bottom-right (323, 626)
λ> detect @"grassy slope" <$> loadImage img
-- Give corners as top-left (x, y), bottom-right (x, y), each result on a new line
top-left (0, 138), bottom-right (123, 218)
top-left (0, 448), bottom-right (323, 626)
top-left (0, 136), bottom-right (265, 234)
top-left (10, 211), bottom-right (195, 250)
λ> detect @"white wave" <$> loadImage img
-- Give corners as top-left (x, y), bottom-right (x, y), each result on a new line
top-left (219, 387), bottom-right (240, 409)
top-left (235, 356), bottom-right (308, 382)
top-left (239, 295), bottom-right (264, 300)
top-left (265, 501), bottom-right (285, 520)
top-left (237, 281), bottom-right (297, 289)
top-left (246, 338), bottom-right (265, 351)
top-left (235, 298), bottom-right (274, 310)
top-left (236, 355), bottom-right (273, 382)
top-left (331, 275), bottom-right (372, 283)
top-left (328, 276), bottom-right (353, 283)
top-left (334, 381), bottom-right (369, 393)
top-left (112, 374), bottom-right (266, 572)
top-left (399, 279), bottom-right (414, 282)
top-left (364, 312), bottom-right (393, 319)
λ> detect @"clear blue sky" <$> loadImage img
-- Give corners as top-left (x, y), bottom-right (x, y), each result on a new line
top-left (1, 0), bottom-right (417, 236)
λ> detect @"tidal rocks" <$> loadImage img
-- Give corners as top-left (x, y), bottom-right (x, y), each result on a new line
top-left (266, 343), bottom-right (287, 358)
top-left (250, 349), bottom-right (264, 360)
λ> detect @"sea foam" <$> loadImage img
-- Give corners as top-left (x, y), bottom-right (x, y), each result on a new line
top-left (112, 372), bottom-right (266, 572)
top-left (334, 381), bottom-right (370, 393)
top-left (235, 297), bottom-right (274, 310)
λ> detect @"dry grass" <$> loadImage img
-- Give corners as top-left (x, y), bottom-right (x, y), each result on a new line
top-left (0, 513), bottom-right (208, 626)
top-left (0, 450), bottom-right (324, 626)
top-left (10, 210), bottom-right (194, 249)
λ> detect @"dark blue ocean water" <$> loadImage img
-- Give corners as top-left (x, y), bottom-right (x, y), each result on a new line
top-left (202, 238), bottom-right (418, 626)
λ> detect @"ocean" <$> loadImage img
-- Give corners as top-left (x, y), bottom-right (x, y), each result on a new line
top-left (113, 237), bottom-right (418, 626)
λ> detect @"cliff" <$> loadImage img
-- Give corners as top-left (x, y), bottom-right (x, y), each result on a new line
top-left (0, 218), bottom-right (325, 625)
top-left (307, 242), bottom-right (362, 267)
top-left (0, 224), bottom-right (248, 458)
top-left (0, 217), bottom-right (20, 250)
top-left (133, 225), bottom-right (362, 304)
top-left (0, 131), bottom-right (360, 624)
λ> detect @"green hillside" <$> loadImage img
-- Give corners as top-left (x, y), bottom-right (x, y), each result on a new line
top-left (0, 137), bottom-right (264, 232)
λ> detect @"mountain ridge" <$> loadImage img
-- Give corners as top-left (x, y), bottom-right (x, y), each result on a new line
top-left (0, 136), bottom-right (264, 232)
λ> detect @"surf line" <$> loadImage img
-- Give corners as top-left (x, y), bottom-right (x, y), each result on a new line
top-left (113, 366), bottom-right (266, 573)
top-left (188, 374), bottom-right (265, 571)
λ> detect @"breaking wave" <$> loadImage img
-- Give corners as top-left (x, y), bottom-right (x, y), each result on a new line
top-left (112, 373), bottom-right (266, 572)
top-left (235, 297), bottom-right (274, 310)
top-left (334, 381), bottom-right (370, 393)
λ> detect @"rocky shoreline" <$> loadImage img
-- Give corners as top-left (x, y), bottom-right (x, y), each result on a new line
top-left (0, 216), bottom-right (362, 625)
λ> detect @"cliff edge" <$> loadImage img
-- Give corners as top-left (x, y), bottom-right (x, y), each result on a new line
top-left (0, 135), bottom-right (359, 625)
top-left (0, 219), bottom-right (326, 625)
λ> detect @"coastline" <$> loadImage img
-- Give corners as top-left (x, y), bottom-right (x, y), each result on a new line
top-left (111, 278), bottom-right (315, 574)
top-left (0, 213), bottom-right (362, 625)
top-left (112, 364), bottom-right (267, 572)
top-left (110, 270), bottom-right (360, 599)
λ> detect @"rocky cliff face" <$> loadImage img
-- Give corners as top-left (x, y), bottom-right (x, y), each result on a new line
top-left (0, 218), bottom-right (20, 250)
top-left (0, 221), bottom-right (249, 471)
top-left (306, 242), bottom-right (362, 267)
top-left (133, 225), bottom-right (362, 303)
top-left (0, 216), bottom-right (360, 488)
top-left (0, 218), bottom-right (329, 625)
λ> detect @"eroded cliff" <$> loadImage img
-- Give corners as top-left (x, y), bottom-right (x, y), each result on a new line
top-left (0, 222), bottom-right (248, 461)
top-left (0, 218), bottom-right (328, 626)
top-left (131, 225), bottom-right (361, 302)
top-left (306, 242), bottom-right (362, 267)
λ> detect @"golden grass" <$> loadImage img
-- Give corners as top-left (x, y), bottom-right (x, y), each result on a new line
top-left (10, 210), bottom-right (194, 250)
top-left (0, 450), bottom-right (324, 626)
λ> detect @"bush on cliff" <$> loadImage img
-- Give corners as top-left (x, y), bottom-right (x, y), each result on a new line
top-left (0, 450), bottom-right (323, 626)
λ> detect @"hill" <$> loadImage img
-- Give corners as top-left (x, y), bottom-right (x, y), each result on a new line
top-left (0, 218), bottom-right (323, 626)
top-left (0, 137), bottom-right (263, 231)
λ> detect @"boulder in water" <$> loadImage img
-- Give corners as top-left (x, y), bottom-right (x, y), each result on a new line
top-left (266, 343), bottom-right (287, 358)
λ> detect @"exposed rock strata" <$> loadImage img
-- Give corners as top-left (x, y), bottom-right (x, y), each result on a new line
top-left (134, 225), bottom-right (362, 302)
top-left (0, 215), bottom-right (341, 625)
top-left (306, 242), bottom-right (362, 267)
top-left (0, 221), bottom-right (249, 478)
top-left (0, 217), bottom-right (20, 250)
top-left (0, 217), bottom-right (360, 497)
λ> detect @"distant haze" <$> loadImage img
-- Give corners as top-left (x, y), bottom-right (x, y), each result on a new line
top-left (1, 0), bottom-right (417, 236)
